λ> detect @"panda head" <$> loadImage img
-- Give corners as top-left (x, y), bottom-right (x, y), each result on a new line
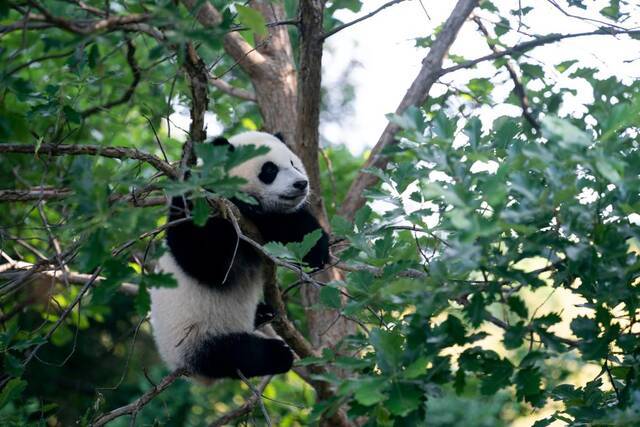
top-left (212, 131), bottom-right (309, 213)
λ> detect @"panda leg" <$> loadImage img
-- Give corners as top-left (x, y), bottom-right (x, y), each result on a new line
top-left (189, 332), bottom-right (294, 379)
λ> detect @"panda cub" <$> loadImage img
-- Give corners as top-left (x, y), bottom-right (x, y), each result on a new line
top-left (150, 131), bottom-right (329, 380)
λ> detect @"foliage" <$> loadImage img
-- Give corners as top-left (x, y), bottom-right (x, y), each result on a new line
top-left (1, 0), bottom-right (639, 426)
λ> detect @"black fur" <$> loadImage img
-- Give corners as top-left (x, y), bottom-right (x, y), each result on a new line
top-left (273, 132), bottom-right (286, 143)
top-left (210, 136), bottom-right (235, 151)
top-left (258, 161), bottom-right (279, 184)
top-left (189, 332), bottom-right (294, 379)
top-left (236, 201), bottom-right (330, 269)
top-left (254, 302), bottom-right (276, 328)
top-left (165, 196), bottom-right (262, 289)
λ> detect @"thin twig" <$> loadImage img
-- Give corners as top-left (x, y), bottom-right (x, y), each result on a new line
top-left (209, 376), bottom-right (272, 427)
top-left (82, 40), bottom-right (141, 117)
top-left (91, 368), bottom-right (187, 426)
top-left (473, 17), bottom-right (540, 130)
top-left (322, 0), bottom-right (407, 39)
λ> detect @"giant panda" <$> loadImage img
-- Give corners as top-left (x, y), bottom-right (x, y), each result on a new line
top-left (150, 131), bottom-right (329, 380)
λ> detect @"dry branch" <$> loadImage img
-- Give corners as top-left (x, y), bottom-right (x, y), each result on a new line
top-left (209, 76), bottom-right (256, 102)
top-left (91, 368), bottom-right (187, 426)
top-left (0, 188), bottom-right (74, 202)
top-left (209, 376), bottom-right (272, 427)
top-left (0, 259), bottom-right (138, 295)
top-left (0, 143), bottom-right (178, 179)
top-left (339, 0), bottom-right (480, 219)
top-left (23, 1), bottom-right (150, 35)
top-left (439, 28), bottom-right (640, 76)
top-left (322, 0), bottom-right (407, 39)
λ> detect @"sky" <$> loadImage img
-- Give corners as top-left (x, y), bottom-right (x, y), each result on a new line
top-left (322, 0), bottom-right (640, 154)
top-left (169, 0), bottom-right (640, 154)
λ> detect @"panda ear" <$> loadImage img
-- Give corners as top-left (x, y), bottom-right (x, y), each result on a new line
top-left (210, 136), bottom-right (235, 151)
top-left (273, 132), bottom-right (286, 144)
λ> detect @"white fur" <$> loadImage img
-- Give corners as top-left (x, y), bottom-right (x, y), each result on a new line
top-left (151, 131), bottom-right (309, 372)
top-left (150, 253), bottom-right (263, 369)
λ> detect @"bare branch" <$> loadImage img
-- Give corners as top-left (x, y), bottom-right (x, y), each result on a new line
top-left (0, 187), bottom-right (167, 207)
top-left (208, 76), bottom-right (256, 102)
top-left (439, 28), bottom-right (640, 76)
top-left (209, 376), bottom-right (272, 427)
top-left (92, 368), bottom-right (188, 427)
top-left (0, 144), bottom-right (178, 179)
top-left (0, 188), bottom-right (74, 202)
top-left (339, 0), bottom-right (479, 220)
top-left (7, 49), bottom-right (75, 76)
top-left (81, 40), bottom-right (141, 118)
top-left (0, 21), bottom-right (54, 35)
top-left (545, 0), bottom-right (629, 31)
top-left (0, 259), bottom-right (138, 295)
top-left (473, 17), bottom-right (539, 130)
top-left (23, 2), bottom-right (151, 35)
top-left (322, 0), bottom-right (407, 39)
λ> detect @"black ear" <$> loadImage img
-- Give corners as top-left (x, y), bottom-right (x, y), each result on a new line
top-left (273, 132), bottom-right (286, 143)
top-left (210, 136), bottom-right (235, 151)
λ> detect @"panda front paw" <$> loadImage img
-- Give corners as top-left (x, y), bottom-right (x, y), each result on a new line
top-left (302, 230), bottom-right (330, 270)
top-left (254, 302), bottom-right (276, 328)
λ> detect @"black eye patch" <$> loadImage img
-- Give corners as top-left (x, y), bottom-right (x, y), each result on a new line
top-left (259, 161), bottom-right (279, 184)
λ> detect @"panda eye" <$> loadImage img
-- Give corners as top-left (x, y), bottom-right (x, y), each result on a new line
top-left (259, 161), bottom-right (279, 184)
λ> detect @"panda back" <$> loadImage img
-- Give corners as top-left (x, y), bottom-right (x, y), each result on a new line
top-left (150, 252), bottom-right (263, 370)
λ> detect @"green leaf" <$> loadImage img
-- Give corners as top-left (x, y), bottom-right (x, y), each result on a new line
top-left (262, 241), bottom-right (295, 261)
top-left (192, 197), bottom-right (210, 227)
top-left (135, 284), bottom-right (151, 315)
top-left (515, 366), bottom-right (545, 407)
top-left (387, 384), bottom-right (423, 416)
top-left (507, 295), bottom-right (528, 318)
top-left (236, 5), bottom-right (267, 36)
top-left (319, 286), bottom-right (342, 309)
top-left (541, 116), bottom-right (591, 148)
top-left (0, 378), bottom-right (27, 409)
top-left (354, 382), bottom-right (387, 406)
top-left (288, 229), bottom-right (322, 261)
top-left (142, 273), bottom-right (177, 289)
top-left (503, 322), bottom-right (526, 349)
top-left (370, 328), bottom-right (404, 374)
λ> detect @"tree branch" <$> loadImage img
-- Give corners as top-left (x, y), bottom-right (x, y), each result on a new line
top-left (208, 376), bottom-right (272, 427)
top-left (339, 0), bottom-right (480, 220)
top-left (208, 76), bottom-right (256, 101)
top-left (23, 2), bottom-right (150, 35)
top-left (81, 40), bottom-right (141, 118)
top-left (473, 17), bottom-right (540, 130)
top-left (439, 28), bottom-right (640, 76)
top-left (92, 368), bottom-right (188, 426)
top-left (322, 0), bottom-right (407, 39)
top-left (0, 144), bottom-right (178, 179)
top-left (0, 187), bottom-right (167, 207)
top-left (0, 259), bottom-right (138, 296)
top-left (0, 188), bottom-right (74, 202)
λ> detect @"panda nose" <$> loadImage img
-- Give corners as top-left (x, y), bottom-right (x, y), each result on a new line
top-left (293, 180), bottom-right (308, 190)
